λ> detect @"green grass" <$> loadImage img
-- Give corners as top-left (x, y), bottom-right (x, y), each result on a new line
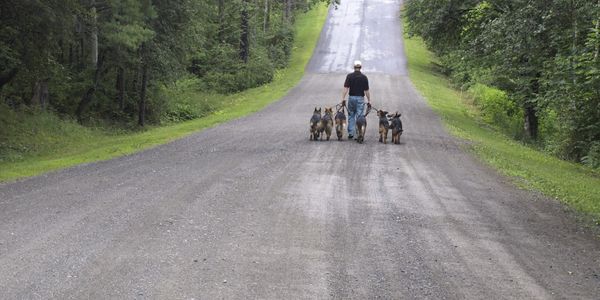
top-left (403, 29), bottom-right (600, 222)
top-left (0, 3), bottom-right (329, 182)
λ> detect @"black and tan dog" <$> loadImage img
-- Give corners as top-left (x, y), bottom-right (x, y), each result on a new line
top-left (319, 107), bottom-right (334, 141)
top-left (309, 107), bottom-right (321, 141)
top-left (389, 111), bottom-right (403, 144)
top-left (377, 110), bottom-right (390, 144)
top-left (356, 114), bottom-right (367, 144)
top-left (334, 107), bottom-right (347, 141)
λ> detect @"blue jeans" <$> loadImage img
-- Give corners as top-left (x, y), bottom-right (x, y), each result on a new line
top-left (347, 96), bottom-right (365, 137)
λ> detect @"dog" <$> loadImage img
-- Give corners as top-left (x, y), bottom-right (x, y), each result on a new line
top-left (309, 107), bottom-right (321, 141)
top-left (319, 107), bottom-right (334, 141)
top-left (356, 114), bottom-right (367, 144)
top-left (334, 107), bottom-right (347, 141)
top-left (378, 110), bottom-right (390, 144)
top-left (389, 111), bottom-right (403, 144)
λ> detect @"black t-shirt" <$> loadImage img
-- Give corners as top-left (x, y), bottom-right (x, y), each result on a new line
top-left (344, 71), bottom-right (369, 96)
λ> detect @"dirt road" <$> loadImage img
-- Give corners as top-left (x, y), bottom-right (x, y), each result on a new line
top-left (1, 0), bottom-right (599, 298)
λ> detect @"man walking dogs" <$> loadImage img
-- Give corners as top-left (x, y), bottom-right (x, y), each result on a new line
top-left (342, 60), bottom-right (371, 139)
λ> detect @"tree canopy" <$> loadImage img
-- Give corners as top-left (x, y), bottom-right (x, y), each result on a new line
top-left (405, 0), bottom-right (600, 167)
top-left (1, 0), bottom-right (331, 126)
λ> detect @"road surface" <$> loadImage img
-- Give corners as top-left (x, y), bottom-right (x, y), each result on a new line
top-left (1, 0), bottom-right (599, 298)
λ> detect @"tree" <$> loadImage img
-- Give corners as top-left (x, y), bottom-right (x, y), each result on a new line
top-left (405, 0), bottom-right (600, 165)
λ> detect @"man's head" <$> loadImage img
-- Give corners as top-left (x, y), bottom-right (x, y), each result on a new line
top-left (353, 60), bottom-right (362, 71)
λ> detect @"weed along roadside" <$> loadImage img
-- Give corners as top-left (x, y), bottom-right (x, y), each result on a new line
top-left (0, 4), bottom-right (329, 183)
top-left (402, 24), bottom-right (600, 223)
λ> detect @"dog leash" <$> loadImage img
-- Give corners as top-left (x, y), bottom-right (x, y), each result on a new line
top-left (335, 101), bottom-right (378, 117)
top-left (335, 102), bottom-right (346, 114)
top-left (364, 105), bottom-right (373, 117)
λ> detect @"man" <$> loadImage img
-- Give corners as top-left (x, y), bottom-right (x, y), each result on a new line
top-left (342, 60), bottom-right (371, 139)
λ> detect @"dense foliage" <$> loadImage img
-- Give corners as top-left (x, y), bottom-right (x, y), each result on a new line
top-left (405, 0), bottom-right (600, 167)
top-left (0, 0), bottom-right (331, 127)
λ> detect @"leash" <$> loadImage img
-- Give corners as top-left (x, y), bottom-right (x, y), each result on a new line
top-left (369, 104), bottom-right (379, 112)
top-left (334, 101), bottom-right (378, 117)
top-left (335, 102), bottom-right (346, 114)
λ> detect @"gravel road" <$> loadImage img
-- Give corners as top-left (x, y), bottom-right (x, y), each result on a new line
top-left (1, 0), bottom-right (599, 299)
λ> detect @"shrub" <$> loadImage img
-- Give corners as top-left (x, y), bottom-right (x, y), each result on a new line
top-left (267, 23), bottom-right (294, 68)
top-left (468, 83), bottom-right (522, 138)
top-left (204, 51), bottom-right (274, 94)
top-left (159, 77), bottom-right (220, 123)
top-left (582, 142), bottom-right (600, 169)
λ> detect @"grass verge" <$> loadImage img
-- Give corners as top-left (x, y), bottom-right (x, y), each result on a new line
top-left (403, 28), bottom-right (600, 222)
top-left (0, 3), bottom-right (329, 182)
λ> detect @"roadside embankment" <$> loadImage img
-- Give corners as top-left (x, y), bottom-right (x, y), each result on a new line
top-left (0, 4), bottom-right (329, 182)
top-left (403, 26), bottom-right (600, 224)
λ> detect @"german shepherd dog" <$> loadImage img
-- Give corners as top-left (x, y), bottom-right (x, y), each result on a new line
top-left (334, 107), bottom-right (347, 141)
top-left (356, 114), bottom-right (367, 144)
top-left (389, 111), bottom-right (403, 144)
top-left (378, 110), bottom-right (390, 144)
top-left (309, 107), bottom-right (321, 141)
top-left (320, 107), bottom-right (334, 141)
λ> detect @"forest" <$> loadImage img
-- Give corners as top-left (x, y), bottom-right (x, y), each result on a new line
top-left (0, 0), bottom-right (331, 129)
top-left (405, 0), bottom-right (600, 168)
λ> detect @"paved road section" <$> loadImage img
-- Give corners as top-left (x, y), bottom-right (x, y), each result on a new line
top-left (307, 0), bottom-right (408, 74)
top-left (1, 0), bottom-right (599, 299)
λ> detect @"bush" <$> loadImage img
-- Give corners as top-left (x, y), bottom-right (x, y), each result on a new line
top-left (468, 83), bottom-right (522, 138)
top-left (582, 142), bottom-right (600, 169)
top-left (267, 23), bottom-right (294, 68)
top-left (204, 51), bottom-right (274, 94)
top-left (158, 77), bottom-right (220, 124)
top-left (537, 108), bottom-right (562, 155)
top-left (0, 102), bottom-right (95, 162)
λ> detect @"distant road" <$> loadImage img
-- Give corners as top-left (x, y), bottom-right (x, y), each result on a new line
top-left (1, 0), bottom-right (599, 298)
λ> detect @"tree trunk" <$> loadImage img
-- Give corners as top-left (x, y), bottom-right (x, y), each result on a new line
top-left (79, 36), bottom-right (85, 69)
top-left (76, 52), bottom-right (104, 122)
top-left (524, 75), bottom-right (541, 140)
top-left (594, 0), bottom-right (600, 61)
top-left (69, 43), bottom-right (74, 66)
top-left (218, 0), bottom-right (225, 42)
top-left (570, 0), bottom-right (578, 84)
top-left (263, 0), bottom-right (270, 32)
top-left (284, 0), bottom-right (293, 23)
top-left (90, 0), bottom-right (98, 67)
top-left (138, 63), bottom-right (148, 127)
top-left (30, 80), bottom-right (49, 109)
top-left (116, 66), bottom-right (125, 111)
top-left (524, 104), bottom-right (538, 140)
top-left (240, 0), bottom-right (250, 63)
top-left (74, 15), bottom-right (84, 68)
top-left (0, 68), bottom-right (18, 91)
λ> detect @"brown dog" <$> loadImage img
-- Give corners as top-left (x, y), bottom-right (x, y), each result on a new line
top-left (319, 107), bottom-right (334, 141)
top-left (378, 110), bottom-right (390, 144)
top-left (334, 108), bottom-right (347, 141)
top-left (309, 107), bottom-right (321, 141)
top-left (356, 114), bottom-right (367, 144)
top-left (389, 111), bottom-right (403, 144)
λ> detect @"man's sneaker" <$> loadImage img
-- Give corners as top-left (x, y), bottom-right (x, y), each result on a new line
top-left (348, 135), bottom-right (353, 140)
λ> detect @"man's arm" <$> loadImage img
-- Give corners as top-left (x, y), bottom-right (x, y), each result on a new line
top-left (342, 87), bottom-right (349, 105)
top-left (364, 76), bottom-right (371, 106)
